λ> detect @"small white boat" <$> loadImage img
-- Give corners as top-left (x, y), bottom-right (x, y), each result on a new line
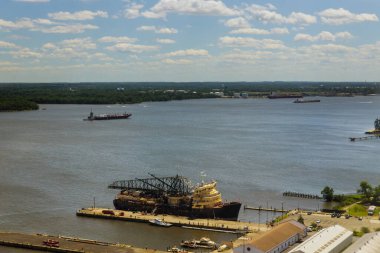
top-left (181, 237), bottom-right (217, 249)
top-left (149, 218), bottom-right (173, 227)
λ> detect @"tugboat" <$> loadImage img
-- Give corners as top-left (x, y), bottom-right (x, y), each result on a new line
top-left (108, 174), bottom-right (241, 220)
top-left (84, 110), bottom-right (132, 121)
top-left (149, 218), bottom-right (173, 227)
top-left (365, 118), bottom-right (380, 134)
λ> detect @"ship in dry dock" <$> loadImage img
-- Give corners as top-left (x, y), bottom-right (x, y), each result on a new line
top-left (108, 174), bottom-right (241, 220)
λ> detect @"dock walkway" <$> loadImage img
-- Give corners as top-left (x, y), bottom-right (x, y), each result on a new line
top-left (77, 208), bottom-right (262, 234)
top-left (0, 232), bottom-right (162, 253)
top-left (349, 135), bottom-right (380, 141)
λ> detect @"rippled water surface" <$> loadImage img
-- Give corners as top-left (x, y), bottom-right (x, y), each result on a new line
top-left (1, 96), bottom-right (380, 250)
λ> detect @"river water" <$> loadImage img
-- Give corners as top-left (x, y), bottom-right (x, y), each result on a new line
top-left (1, 96), bottom-right (380, 251)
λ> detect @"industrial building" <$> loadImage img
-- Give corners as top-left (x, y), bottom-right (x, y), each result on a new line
top-left (342, 232), bottom-right (380, 253)
top-left (289, 225), bottom-right (353, 253)
top-left (233, 220), bottom-right (307, 253)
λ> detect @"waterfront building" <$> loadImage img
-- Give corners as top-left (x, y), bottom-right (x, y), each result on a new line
top-left (289, 225), bottom-right (352, 253)
top-left (342, 232), bottom-right (380, 253)
top-left (233, 220), bottom-right (307, 253)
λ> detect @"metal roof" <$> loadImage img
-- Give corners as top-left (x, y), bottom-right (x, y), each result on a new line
top-left (289, 225), bottom-right (353, 253)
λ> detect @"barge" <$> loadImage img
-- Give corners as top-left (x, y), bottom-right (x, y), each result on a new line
top-left (84, 110), bottom-right (131, 121)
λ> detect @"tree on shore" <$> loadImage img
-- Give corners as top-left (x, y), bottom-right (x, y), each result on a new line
top-left (321, 186), bottom-right (334, 202)
top-left (358, 181), bottom-right (373, 201)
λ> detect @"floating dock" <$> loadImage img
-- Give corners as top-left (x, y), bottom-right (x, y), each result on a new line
top-left (0, 231), bottom-right (162, 253)
top-left (243, 205), bottom-right (289, 213)
top-left (349, 135), bottom-right (380, 141)
top-left (77, 208), bottom-right (260, 234)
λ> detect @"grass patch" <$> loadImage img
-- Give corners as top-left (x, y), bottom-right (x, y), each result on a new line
top-left (347, 204), bottom-right (368, 217)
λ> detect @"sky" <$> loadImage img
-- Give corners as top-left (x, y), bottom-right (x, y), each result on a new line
top-left (0, 0), bottom-right (379, 82)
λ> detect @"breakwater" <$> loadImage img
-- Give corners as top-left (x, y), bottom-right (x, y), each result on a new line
top-left (283, 191), bottom-right (322, 199)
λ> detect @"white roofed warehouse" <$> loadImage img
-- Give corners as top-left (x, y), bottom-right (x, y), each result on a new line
top-left (342, 232), bottom-right (380, 253)
top-left (289, 225), bottom-right (353, 253)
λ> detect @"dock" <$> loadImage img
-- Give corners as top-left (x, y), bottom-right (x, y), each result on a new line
top-left (243, 205), bottom-right (289, 213)
top-left (77, 208), bottom-right (262, 234)
top-left (0, 231), bottom-right (162, 253)
top-left (349, 135), bottom-right (380, 141)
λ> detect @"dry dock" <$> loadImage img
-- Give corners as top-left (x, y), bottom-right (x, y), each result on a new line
top-left (0, 231), bottom-right (164, 253)
top-left (77, 208), bottom-right (263, 234)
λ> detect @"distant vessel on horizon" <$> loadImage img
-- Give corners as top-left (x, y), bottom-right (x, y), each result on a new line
top-left (293, 98), bottom-right (321, 103)
top-left (84, 110), bottom-right (132, 121)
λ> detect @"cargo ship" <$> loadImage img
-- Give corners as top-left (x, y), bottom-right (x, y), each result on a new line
top-left (293, 98), bottom-right (320, 103)
top-left (108, 174), bottom-right (241, 220)
top-left (84, 110), bottom-right (132, 121)
top-left (365, 118), bottom-right (380, 134)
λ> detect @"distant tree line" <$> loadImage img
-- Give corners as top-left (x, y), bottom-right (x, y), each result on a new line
top-left (0, 98), bottom-right (39, 111)
top-left (1, 82), bottom-right (379, 111)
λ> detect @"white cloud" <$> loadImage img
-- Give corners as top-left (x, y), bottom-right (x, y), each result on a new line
top-left (98, 36), bottom-right (137, 43)
top-left (163, 49), bottom-right (209, 57)
top-left (230, 27), bottom-right (289, 35)
top-left (162, 58), bottom-right (192, 64)
top-left (0, 18), bottom-right (35, 30)
top-left (294, 31), bottom-right (353, 42)
top-left (33, 18), bottom-right (56, 25)
top-left (60, 37), bottom-right (97, 50)
top-left (319, 8), bottom-right (378, 25)
top-left (124, 3), bottom-right (144, 19)
top-left (137, 25), bottom-right (178, 34)
top-left (0, 61), bottom-right (18, 67)
top-left (141, 0), bottom-right (239, 19)
top-left (224, 17), bottom-right (250, 28)
top-left (106, 43), bottom-right (159, 53)
top-left (303, 43), bottom-right (355, 54)
top-left (35, 24), bottom-right (98, 33)
top-left (10, 48), bottom-right (42, 58)
top-left (13, 0), bottom-right (50, 2)
top-left (48, 10), bottom-right (108, 20)
top-left (156, 38), bottom-right (176, 44)
top-left (219, 36), bottom-right (286, 49)
top-left (0, 41), bottom-right (19, 48)
top-left (245, 4), bottom-right (316, 25)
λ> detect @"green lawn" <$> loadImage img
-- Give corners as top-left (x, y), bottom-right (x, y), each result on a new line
top-left (347, 204), bottom-right (369, 217)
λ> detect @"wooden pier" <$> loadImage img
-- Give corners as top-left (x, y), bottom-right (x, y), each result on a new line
top-left (243, 205), bottom-right (289, 213)
top-left (0, 231), bottom-right (161, 253)
top-left (349, 135), bottom-right (380, 142)
top-left (77, 208), bottom-right (261, 234)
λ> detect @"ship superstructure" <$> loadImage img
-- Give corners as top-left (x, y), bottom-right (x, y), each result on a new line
top-left (108, 174), bottom-right (241, 220)
top-left (365, 118), bottom-right (380, 134)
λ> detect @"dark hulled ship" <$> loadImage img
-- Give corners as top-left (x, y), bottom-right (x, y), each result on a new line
top-left (84, 110), bottom-right (132, 121)
top-left (108, 174), bottom-right (241, 220)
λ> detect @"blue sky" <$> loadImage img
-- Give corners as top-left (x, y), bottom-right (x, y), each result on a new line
top-left (0, 0), bottom-right (379, 82)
